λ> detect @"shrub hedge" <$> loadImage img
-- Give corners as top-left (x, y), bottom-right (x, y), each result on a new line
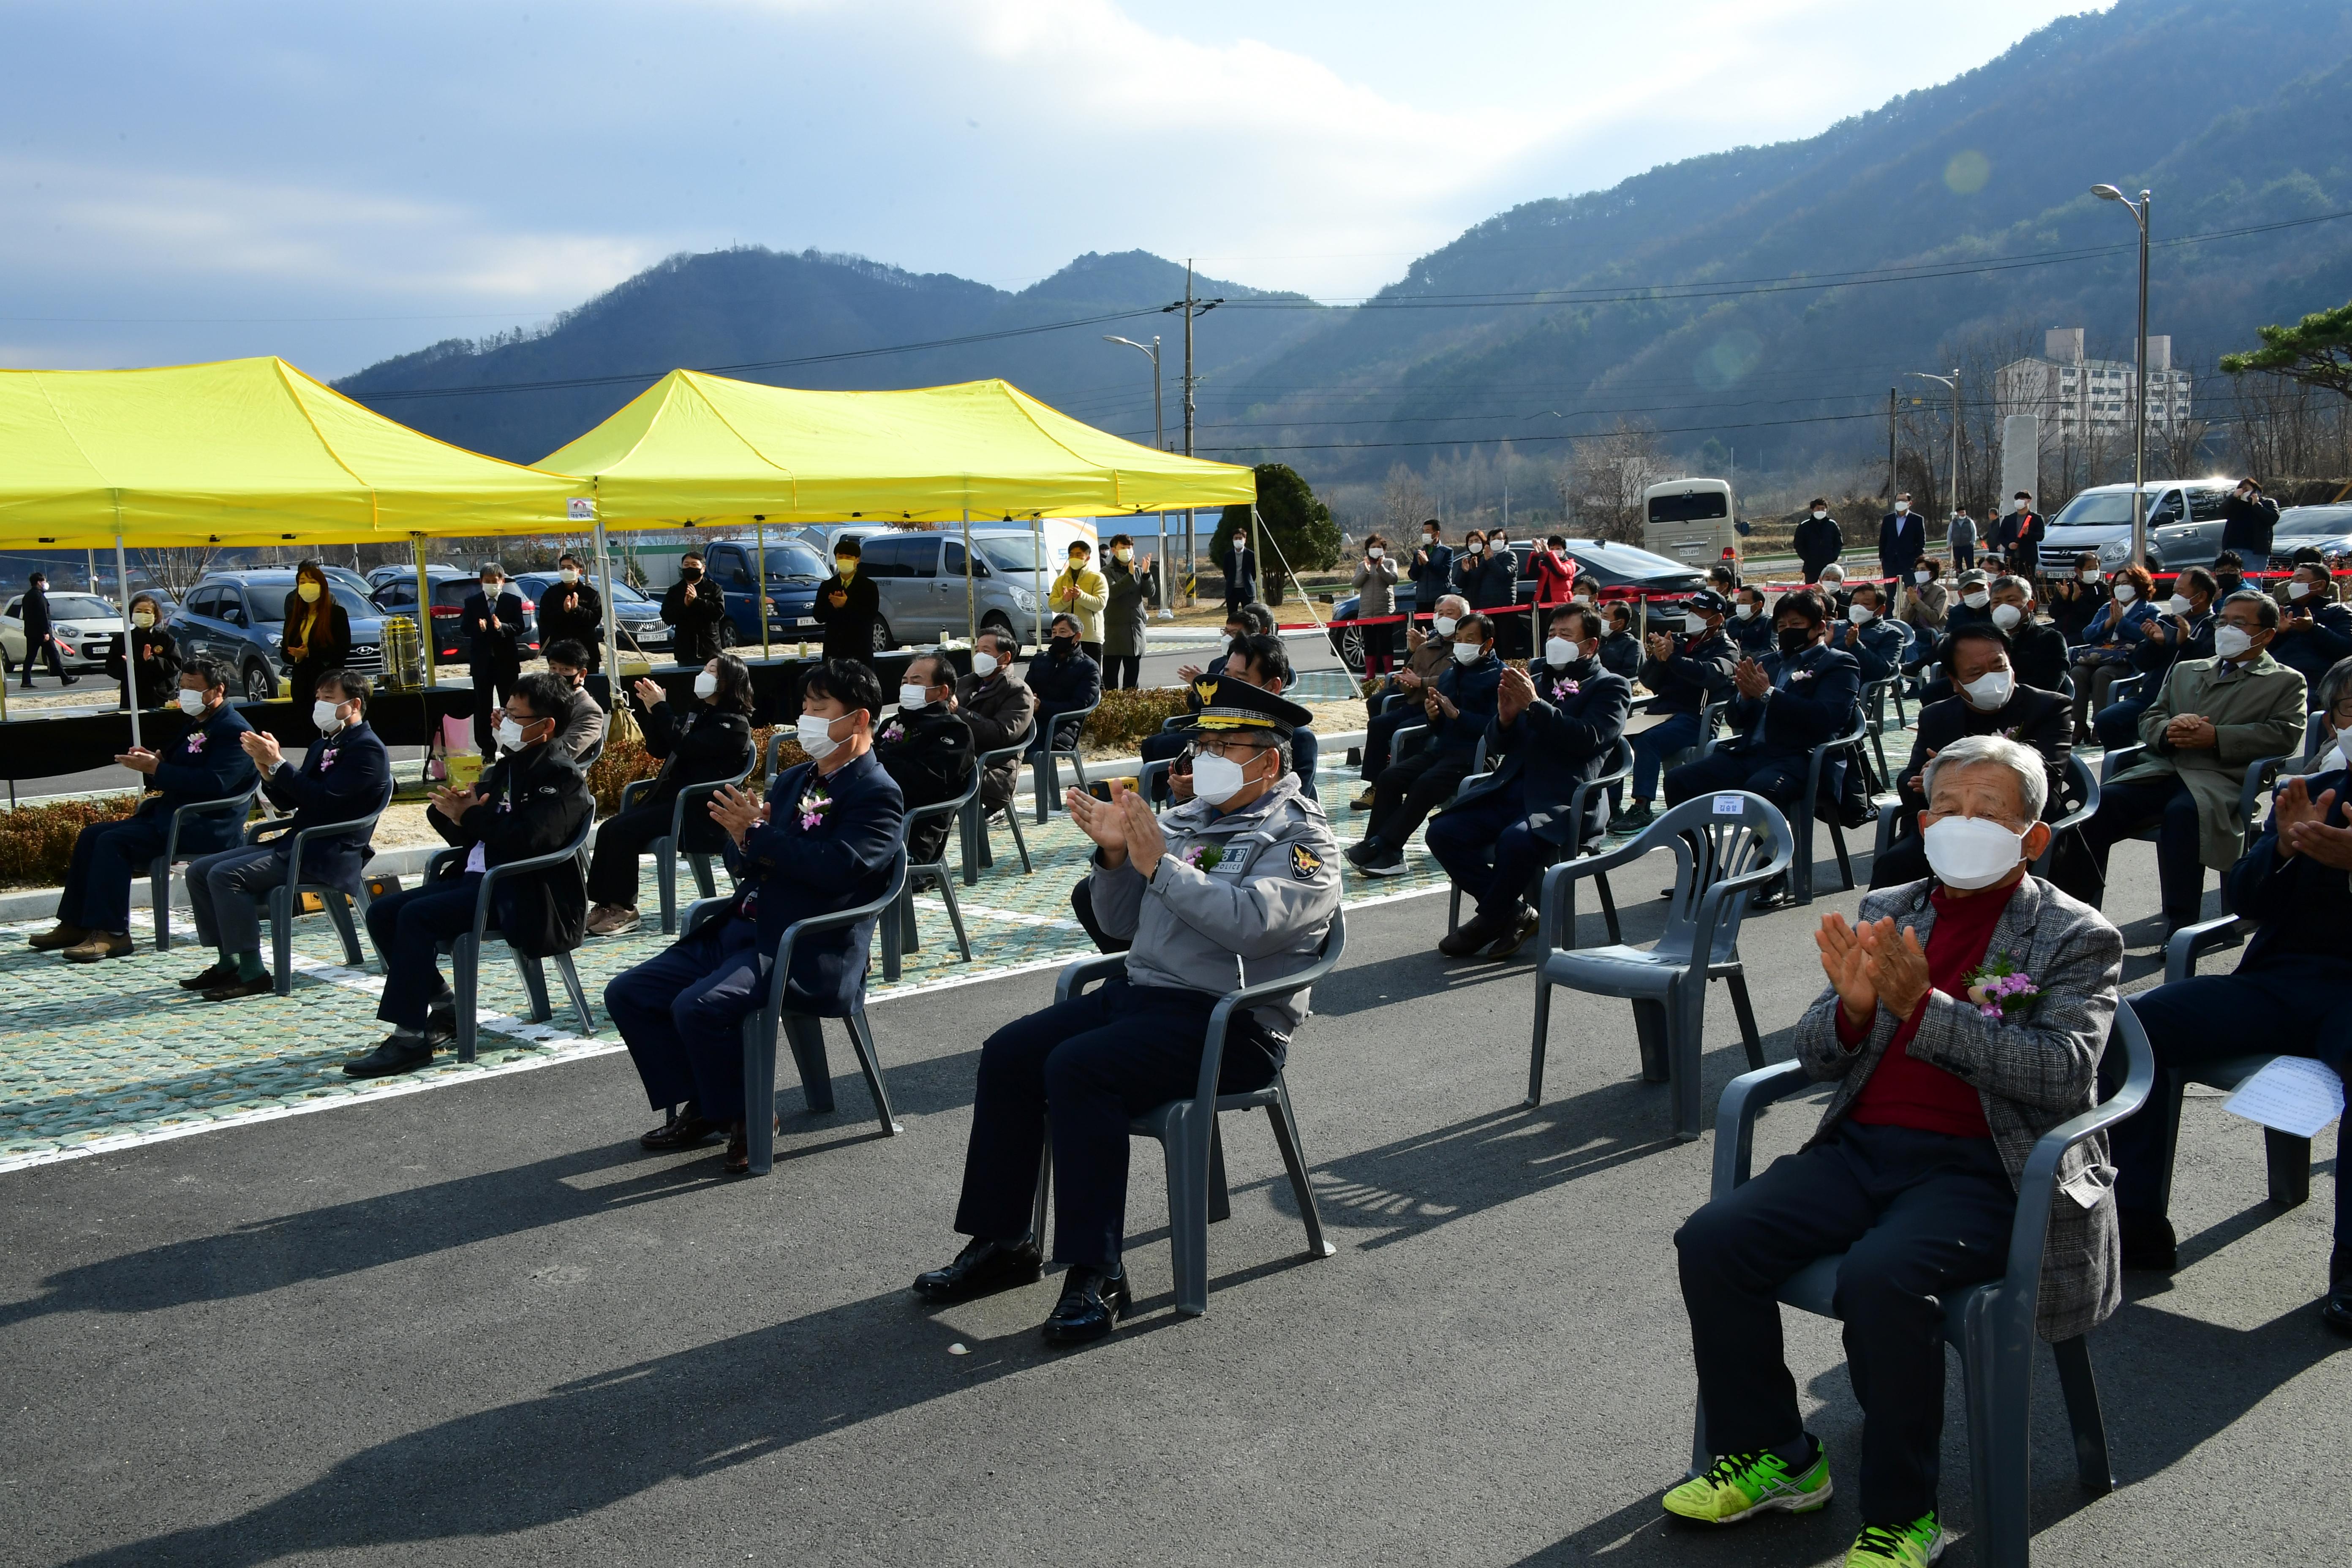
top-left (0, 795), bottom-right (141, 890)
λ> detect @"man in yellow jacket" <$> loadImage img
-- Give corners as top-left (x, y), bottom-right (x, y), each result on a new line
top-left (1048, 539), bottom-right (1109, 662)
top-left (2059, 589), bottom-right (2306, 935)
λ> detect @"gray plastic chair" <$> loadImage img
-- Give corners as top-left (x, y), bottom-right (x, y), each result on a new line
top-left (1526, 792), bottom-right (1791, 1137)
top-left (2155, 917), bottom-right (2311, 1206)
top-left (1444, 736), bottom-right (1630, 943)
top-left (1033, 911), bottom-right (1347, 1316)
top-left (1698, 714), bottom-right (1866, 907)
top-left (882, 761), bottom-right (981, 981)
top-left (1860, 676), bottom-right (1904, 789)
top-left (256, 775), bottom-right (396, 994)
top-left (2030, 754), bottom-right (2101, 877)
top-left (961, 740), bottom-right (1033, 880)
top-left (621, 749), bottom-right (756, 935)
top-left (429, 811), bottom-right (597, 1063)
top-left (683, 848), bottom-right (907, 1176)
top-left (148, 785), bottom-right (263, 951)
top-left (1696, 1003), bottom-right (2156, 1568)
top-left (1030, 696), bottom-right (1102, 822)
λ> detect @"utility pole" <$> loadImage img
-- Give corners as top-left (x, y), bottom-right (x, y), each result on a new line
top-left (1887, 387), bottom-right (1898, 501)
top-left (2093, 183), bottom-right (2153, 566)
top-left (1162, 261), bottom-right (1223, 604)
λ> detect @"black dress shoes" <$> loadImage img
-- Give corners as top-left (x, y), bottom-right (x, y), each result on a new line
top-left (1438, 914), bottom-right (1503, 958)
top-left (640, 1108), bottom-right (721, 1151)
top-left (201, 972), bottom-right (274, 1002)
top-left (342, 1034), bottom-right (436, 1078)
top-left (2321, 1245), bottom-right (2352, 1339)
top-left (1042, 1263), bottom-right (1131, 1346)
top-left (179, 961), bottom-right (237, 991)
top-left (912, 1238), bottom-right (1045, 1304)
top-left (2118, 1210), bottom-right (2178, 1273)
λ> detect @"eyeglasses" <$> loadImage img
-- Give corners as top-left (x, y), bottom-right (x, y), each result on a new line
top-left (1191, 738), bottom-right (1271, 762)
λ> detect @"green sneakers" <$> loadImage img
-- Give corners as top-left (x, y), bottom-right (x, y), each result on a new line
top-left (1662, 1441), bottom-right (1833, 1524)
top-left (1846, 1513), bottom-right (1946, 1565)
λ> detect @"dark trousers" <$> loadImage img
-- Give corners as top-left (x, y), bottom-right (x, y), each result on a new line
top-left (952, 978), bottom-right (1281, 1268)
top-left (2069, 659), bottom-right (2131, 739)
top-left (186, 844), bottom-right (290, 957)
top-left (1070, 879), bottom-right (1129, 954)
top-left (2110, 956), bottom-right (2352, 1241)
top-left (1663, 744), bottom-right (1812, 812)
top-left (57, 816), bottom-right (169, 934)
top-left (1026, 704), bottom-right (1085, 760)
top-left (1952, 540), bottom-right (1975, 570)
top-left (1105, 655), bottom-right (1141, 690)
top-left (1629, 711), bottom-right (1704, 803)
top-left (1359, 704), bottom-right (1421, 782)
top-left (1869, 832), bottom-right (1930, 890)
top-left (1364, 747), bottom-right (1471, 853)
top-left (2062, 773), bottom-right (2206, 929)
top-left (605, 917), bottom-right (770, 1122)
top-left (1079, 641), bottom-right (1103, 665)
top-left (365, 875), bottom-right (482, 1029)
top-left (1425, 783), bottom-right (1550, 923)
top-left (19, 633), bottom-right (68, 686)
top-left (1677, 1122), bottom-right (2014, 1527)
top-left (2093, 696), bottom-right (2151, 752)
top-left (471, 665), bottom-right (520, 754)
top-left (586, 800), bottom-right (678, 907)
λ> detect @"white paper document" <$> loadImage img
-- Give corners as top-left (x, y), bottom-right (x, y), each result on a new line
top-left (2221, 1056), bottom-right (2345, 1140)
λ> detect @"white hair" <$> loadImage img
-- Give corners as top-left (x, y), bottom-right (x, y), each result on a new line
top-left (1436, 593), bottom-right (1470, 615)
top-left (1922, 733), bottom-right (2047, 822)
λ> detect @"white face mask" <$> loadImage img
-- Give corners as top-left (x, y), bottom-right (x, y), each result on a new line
top-left (558, 567), bottom-right (579, 584)
top-left (797, 713), bottom-right (844, 761)
top-left (2167, 594), bottom-right (2193, 617)
top-left (1367, 546), bottom-right (1383, 560)
top-left (971, 651), bottom-right (999, 678)
top-left (1733, 603), bottom-right (1756, 621)
top-left (898, 683), bottom-right (930, 710)
top-left (1424, 532), bottom-right (1438, 544)
top-left (693, 671), bottom-right (720, 700)
top-left (312, 699), bottom-right (345, 733)
top-left (1431, 615), bottom-right (1459, 637)
top-left (1963, 590), bottom-right (1990, 610)
top-left (2112, 584), bottom-right (2137, 604)
top-left (1846, 604), bottom-right (1874, 625)
top-left (1961, 668), bottom-right (2014, 709)
top-left (1466, 540), bottom-right (1484, 555)
top-left (1544, 636), bottom-right (1576, 667)
top-left (1895, 501), bottom-right (1910, 514)
top-left (495, 717), bottom-right (526, 751)
top-left (131, 610), bottom-right (155, 629)
top-left (2288, 579), bottom-right (2313, 600)
top-left (1922, 814), bottom-right (2027, 891)
top-left (1811, 509), bottom-right (1827, 520)
top-left (2080, 568), bottom-right (2102, 582)
top-left (1990, 603), bottom-right (2024, 631)
top-left (1451, 640), bottom-right (1482, 665)
top-left (1113, 547), bottom-right (1132, 563)
top-left (1189, 749), bottom-right (1256, 807)
top-left (2214, 624), bottom-right (2255, 661)
top-left (177, 689), bottom-right (207, 717)
top-left (1685, 611), bottom-right (1710, 634)
top-left (1914, 570), bottom-right (1931, 585)
top-left (2013, 499), bottom-right (2030, 513)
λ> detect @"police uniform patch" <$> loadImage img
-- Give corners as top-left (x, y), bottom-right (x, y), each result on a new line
top-left (1290, 842), bottom-right (1323, 881)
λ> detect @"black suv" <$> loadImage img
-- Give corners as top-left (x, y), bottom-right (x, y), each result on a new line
top-left (175, 572), bottom-right (387, 701)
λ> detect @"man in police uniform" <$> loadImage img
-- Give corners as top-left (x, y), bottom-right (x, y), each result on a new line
top-left (913, 678), bottom-right (1341, 1344)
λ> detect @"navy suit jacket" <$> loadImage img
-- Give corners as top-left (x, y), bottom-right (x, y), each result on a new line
top-left (722, 748), bottom-right (904, 1014)
top-left (258, 721), bottom-right (392, 893)
top-left (1727, 641), bottom-right (1862, 758)
top-left (1830, 616), bottom-right (1908, 683)
top-left (1878, 512), bottom-right (1926, 573)
top-left (1428, 653), bottom-right (1505, 754)
top-left (1456, 664), bottom-right (1632, 849)
top-left (1408, 543), bottom-right (1454, 609)
top-left (2230, 768), bottom-right (2352, 982)
top-left (142, 704), bottom-right (260, 854)
top-left (461, 590), bottom-right (527, 673)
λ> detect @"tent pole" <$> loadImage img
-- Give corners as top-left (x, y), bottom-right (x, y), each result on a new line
top-left (963, 508), bottom-right (974, 642)
top-left (115, 534), bottom-right (140, 753)
top-left (1031, 514), bottom-right (1043, 653)
top-left (413, 534), bottom-right (436, 688)
top-left (757, 518), bottom-right (770, 662)
top-left (594, 495), bottom-right (618, 681)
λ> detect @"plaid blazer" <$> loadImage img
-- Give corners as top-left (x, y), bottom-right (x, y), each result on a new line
top-left (1792, 874), bottom-right (2126, 1342)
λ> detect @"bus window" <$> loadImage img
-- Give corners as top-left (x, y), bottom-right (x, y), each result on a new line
top-left (1648, 491), bottom-right (1730, 524)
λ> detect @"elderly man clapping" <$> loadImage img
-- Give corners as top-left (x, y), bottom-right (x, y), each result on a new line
top-left (1663, 734), bottom-right (2124, 1567)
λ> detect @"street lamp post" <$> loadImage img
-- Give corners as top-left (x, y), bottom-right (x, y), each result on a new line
top-left (2093, 183), bottom-right (2152, 566)
top-left (1906, 368), bottom-right (1963, 529)
top-left (1102, 333), bottom-right (1166, 609)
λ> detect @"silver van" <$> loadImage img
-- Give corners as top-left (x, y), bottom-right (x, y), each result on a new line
top-left (849, 531), bottom-right (1044, 649)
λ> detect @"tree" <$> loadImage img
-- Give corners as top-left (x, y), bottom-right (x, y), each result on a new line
top-left (1221, 463), bottom-right (1338, 605)
top-left (1557, 421), bottom-right (1666, 544)
top-left (2221, 301), bottom-right (2352, 398)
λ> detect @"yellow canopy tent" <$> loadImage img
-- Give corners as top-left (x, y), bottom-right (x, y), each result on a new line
top-left (0, 356), bottom-right (580, 548)
top-left (0, 356), bottom-right (582, 739)
top-left (538, 370), bottom-right (1256, 524)
top-left (538, 370), bottom-right (1260, 653)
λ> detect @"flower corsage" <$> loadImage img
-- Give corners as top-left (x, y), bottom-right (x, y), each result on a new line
top-left (1181, 843), bottom-right (1225, 873)
top-left (1962, 955), bottom-right (2042, 1022)
top-left (878, 720), bottom-right (906, 744)
top-left (797, 785), bottom-right (833, 831)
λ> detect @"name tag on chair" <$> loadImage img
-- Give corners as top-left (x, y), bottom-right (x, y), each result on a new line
top-left (1713, 794), bottom-right (1744, 815)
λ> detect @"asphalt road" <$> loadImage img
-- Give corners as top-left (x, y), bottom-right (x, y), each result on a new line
top-left (1, 838), bottom-right (2343, 1568)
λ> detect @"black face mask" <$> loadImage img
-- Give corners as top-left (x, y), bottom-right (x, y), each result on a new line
top-left (1051, 637), bottom-right (1075, 657)
top-left (1777, 627), bottom-right (1814, 656)
top-left (680, 566), bottom-right (702, 582)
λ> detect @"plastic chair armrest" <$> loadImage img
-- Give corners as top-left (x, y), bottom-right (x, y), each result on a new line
top-left (163, 790), bottom-right (257, 867)
top-left (620, 777), bottom-right (655, 812)
top-left (1186, 912), bottom-right (1346, 1106)
top-left (1710, 1060), bottom-right (1812, 1197)
top-left (2164, 915), bottom-right (2242, 984)
top-left (2002, 1044), bottom-right (2156, 1289)
top-left (758, 853), bottom-right (910, 1037)
top-left (1055, 953), bottom-right (1129, 1005)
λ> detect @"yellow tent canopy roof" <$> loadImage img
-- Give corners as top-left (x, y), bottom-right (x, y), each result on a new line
top-left (0, 357), bottom-right (581, 549)
top-left (539, 370), bottom-right (1258, 525)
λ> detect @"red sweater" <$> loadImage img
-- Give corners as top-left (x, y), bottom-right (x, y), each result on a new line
top-left (1532, 550), bottom-right (1578, 610)
top-left (1838, 883), bottom-right (2014, 1139)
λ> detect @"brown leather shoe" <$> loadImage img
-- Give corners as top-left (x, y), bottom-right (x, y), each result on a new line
top-left (28, 922), bottom-right (88, 951)
top-left (201, 972), bottom-right (275, 1002)
top-left (585, 903), bottom-right (642, 937)
top-left (62, 931), bottom-right (134, 963)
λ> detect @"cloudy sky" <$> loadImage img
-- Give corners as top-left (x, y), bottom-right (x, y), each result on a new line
top-left (2, 0), bottom-right (2106, 378)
